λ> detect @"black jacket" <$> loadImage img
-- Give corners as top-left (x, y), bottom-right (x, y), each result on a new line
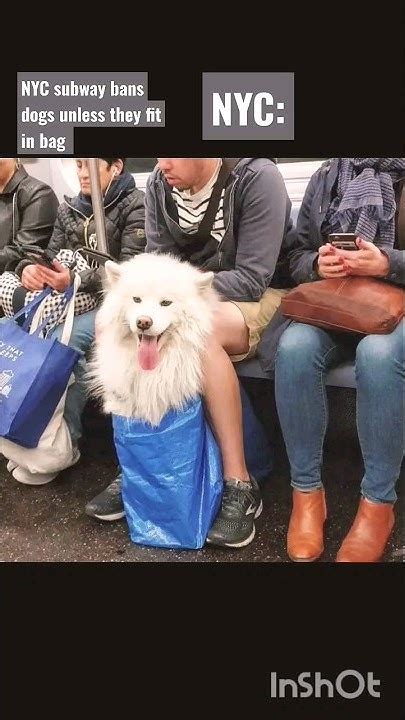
top-left (0, 166), bottom-right (59, 273)
top-left (16, 171), bottom-right (146, 293)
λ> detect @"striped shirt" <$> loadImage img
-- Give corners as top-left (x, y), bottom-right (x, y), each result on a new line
top-left (171, 160), bottom-right (226, 243)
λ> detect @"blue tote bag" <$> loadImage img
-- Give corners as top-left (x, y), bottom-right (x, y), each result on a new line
top-left (0, 284), bottom-right (81, 448)
top-left (113, 397), bottom-right (223, 550)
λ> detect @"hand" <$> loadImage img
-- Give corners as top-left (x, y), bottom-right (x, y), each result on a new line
top-left (21, 264), bottom-right (47, 291)
top-left (35, 259), bottom-right (71, 292)
top-left (316, 244), bottom-right (349, 279)
top-left (333, 238), bottom-right (390, 277)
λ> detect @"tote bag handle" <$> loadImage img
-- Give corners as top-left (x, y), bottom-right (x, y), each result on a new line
top-left (29, 275), bottom-right (82, 346)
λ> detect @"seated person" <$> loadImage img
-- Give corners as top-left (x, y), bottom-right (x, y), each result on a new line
top-left (0, 158), bottom-right (58, 276)
top-left (86, 157), bottom-right (295, 550)
top-left (275, 157), bottom-right (405, 563)
top-left (3, 158), bottom-right (146, 484)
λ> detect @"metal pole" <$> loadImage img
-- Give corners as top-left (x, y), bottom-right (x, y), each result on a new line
top-left (88, 158), bottom-right (108, 254)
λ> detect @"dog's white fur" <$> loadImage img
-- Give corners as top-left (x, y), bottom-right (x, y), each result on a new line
top-left (88, 253), bottom-right (219, 426)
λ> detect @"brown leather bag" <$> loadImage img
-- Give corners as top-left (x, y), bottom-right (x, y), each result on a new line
top-left (281, 181), bottom-right (405, 335)
top-left (281, 277), bottom-right (404, 334)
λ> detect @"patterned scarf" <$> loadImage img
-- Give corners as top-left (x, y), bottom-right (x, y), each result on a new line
top-left (322, 158), bottom-right (405, 246)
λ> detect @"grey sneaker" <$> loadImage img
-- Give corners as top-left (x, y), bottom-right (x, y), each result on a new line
top-left (206, 475), bottom-right (263, 548)
top-left (85, 476), bottom-right (125, 522)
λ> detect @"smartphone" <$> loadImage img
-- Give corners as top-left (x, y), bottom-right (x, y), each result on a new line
top-left (328, 233), bottom-right (359, 251)
top-left (25, 251), bottom-right (56, 269)
top-left (14, 242), bottom-right (56, 269)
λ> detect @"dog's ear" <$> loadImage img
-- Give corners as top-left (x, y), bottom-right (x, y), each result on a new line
top-left (104, 261), bottom-right (122, 286)
top-left (196, 271), bottom-right (214, 294)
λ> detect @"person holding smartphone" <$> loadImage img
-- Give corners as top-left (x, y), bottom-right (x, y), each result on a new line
top-left (5, 158), bottom-right (146, 485)
top-left (274, 158), bottom-right (405, 563)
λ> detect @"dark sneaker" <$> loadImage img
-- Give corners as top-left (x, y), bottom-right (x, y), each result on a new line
top-left (85, 476), bottom-right (125, 522)
top-left (206, 475), bottom-right (263, 548)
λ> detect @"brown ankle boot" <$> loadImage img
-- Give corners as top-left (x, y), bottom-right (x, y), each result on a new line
top-left (336, 498), bottom-right (395, 563)
top-left (287, 489), bottom-right (327, 562)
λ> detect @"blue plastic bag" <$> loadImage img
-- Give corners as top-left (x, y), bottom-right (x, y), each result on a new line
top-left (0, 287), bottom-right (81, 448)
top-left (113, 397), bottom-right (223, 550)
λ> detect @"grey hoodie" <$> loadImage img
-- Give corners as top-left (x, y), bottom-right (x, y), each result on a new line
top-left (145, 158), bottom-right (296, 301)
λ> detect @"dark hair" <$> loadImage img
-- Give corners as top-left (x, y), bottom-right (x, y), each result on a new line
top-left (100, 158), bottom-right (126, 174)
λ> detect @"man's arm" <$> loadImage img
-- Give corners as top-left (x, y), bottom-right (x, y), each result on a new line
top-left (213, 163), bottom-right (289, 301)
top-left (15, 184), bottom-right (59, 249)
top-left (0, 184), bottom-right (59, 272)
top-left (14, 206), bottom-right (66, 278)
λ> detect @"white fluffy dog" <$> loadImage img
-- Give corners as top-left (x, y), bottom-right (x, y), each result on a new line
top-left (89, 253), bottom-right (218, 426)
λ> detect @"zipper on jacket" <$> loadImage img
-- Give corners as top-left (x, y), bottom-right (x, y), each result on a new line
top-left (83, 217), bottom-right (90, 247)
top-left (217, 176), bottom-right (239, 268)
top-left (12, 192), bottom-right (16, 241)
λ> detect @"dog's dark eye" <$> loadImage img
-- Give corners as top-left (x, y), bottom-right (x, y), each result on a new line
top-left (160, 300), bottom-right (172, 307)
top-left (133, 297), bottom-right (142, 303)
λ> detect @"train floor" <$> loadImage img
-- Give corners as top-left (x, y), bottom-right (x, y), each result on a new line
top-left (0, 383), bottom-right (403, 563)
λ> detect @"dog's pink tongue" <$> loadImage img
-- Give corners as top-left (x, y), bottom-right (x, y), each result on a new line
top-left (138, 335), bottom-right (159, 370)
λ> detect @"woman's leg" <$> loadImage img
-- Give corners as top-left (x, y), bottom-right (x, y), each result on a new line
top-left (356, 319), bottom-right (405, 504)
top-left (275, 322), bottom-right (352, 561)
top-left (275, 323), bottom-right (351, 491)
top-left (337, 319), bottom-right (404, 562)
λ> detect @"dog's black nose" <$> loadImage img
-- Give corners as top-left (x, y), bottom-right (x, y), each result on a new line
top-left (136, 316), bottom-right (153, 331)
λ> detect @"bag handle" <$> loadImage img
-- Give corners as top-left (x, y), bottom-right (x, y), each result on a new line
top-left (197, 159), bottom-right (241, 238)
top-left (29, 275), bottom-right (81, 345)
top-left (11, 287), bottom-right (54, 330)
top-left (59, 274), bottom-right (81, 345)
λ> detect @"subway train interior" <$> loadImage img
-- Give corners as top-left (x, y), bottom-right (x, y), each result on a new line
top-left (0, 158), bottom-right (403, 562)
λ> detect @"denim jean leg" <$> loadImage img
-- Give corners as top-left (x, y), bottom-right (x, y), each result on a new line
top-left (356, 319), bottom-right (405, 505)
top-left (51, 309), bottom-right (97, 443)
top-left (275, 322), bottom-right (351, 491)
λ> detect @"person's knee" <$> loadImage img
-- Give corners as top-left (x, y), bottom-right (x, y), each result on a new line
top-left (356, 334), bottom-right (398, 377)
top-left (210, 311), bottom-right (227, 344)
top-left (276, 323), bottom-right (325, 370)
top-left (211, 303), bottom-right (249, 354)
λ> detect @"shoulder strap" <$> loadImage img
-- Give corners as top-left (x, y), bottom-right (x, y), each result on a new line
top-left (197, 159), bottom-right (241, 237)
top-left (397, 179), bottom-right (405, 250)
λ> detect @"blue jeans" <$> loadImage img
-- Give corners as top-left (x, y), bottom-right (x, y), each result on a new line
top-left (275, 320), bottom-right (405, 505)
top-left (50, 310), bottom-right (97, 443)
